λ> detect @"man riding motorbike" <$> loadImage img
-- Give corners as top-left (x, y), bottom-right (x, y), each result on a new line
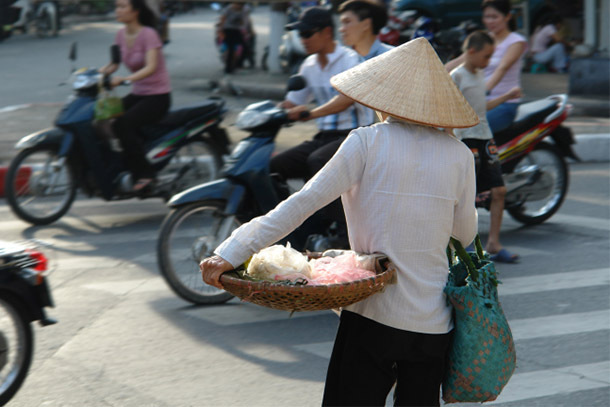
top-left (272, 6), bottom-right (379, 248)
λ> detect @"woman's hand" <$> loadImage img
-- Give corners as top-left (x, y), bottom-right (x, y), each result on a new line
top-left (200, 255), bottom-right (233, 289)
top-left (110, 76), bottom-right (126, 88)
top-left (506, 86), bottom-right (522, 100)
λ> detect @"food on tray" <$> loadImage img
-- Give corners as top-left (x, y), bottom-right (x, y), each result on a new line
top-left (245, 244), bottom-right (376, 285)
top-left (246, 243), bottom-right (312, 280)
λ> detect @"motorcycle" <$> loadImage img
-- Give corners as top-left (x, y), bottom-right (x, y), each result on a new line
top-left (379, 10), bottom-right (479, 63)
top-left (0, 240), bottom-right (55, 405)
top-left (477, 94), bottom-right (578, 225)
top-left (5, 43), bottom-right (230, 226)
top-left (156, 75), bottom-right (348, 305)
top-left (0, 0), bottom-right (59, 41)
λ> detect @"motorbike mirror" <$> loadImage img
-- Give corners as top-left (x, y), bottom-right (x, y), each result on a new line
top-left (69, 42), bottom-right (77, 61)
top-left (286, 75), bottom-right (306, 92)
top-left (111, 44), bottom-right (121, 64)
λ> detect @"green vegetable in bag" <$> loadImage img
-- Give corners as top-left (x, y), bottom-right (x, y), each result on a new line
top-left (94, 94), bottom-right (124, 121)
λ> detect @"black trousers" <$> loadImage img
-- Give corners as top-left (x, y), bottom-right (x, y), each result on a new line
top-left (112, 93), bottom-right (171, 179)
top-left (322, 311), bottom-right (452, 407)
top-left (270, 129), bottom-right (350, 225)
top-left (222, 28), bottom-right (244, 74)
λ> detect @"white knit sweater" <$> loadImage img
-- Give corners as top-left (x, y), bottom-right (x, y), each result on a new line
top-left (216, 119), bottom-right (478, 334)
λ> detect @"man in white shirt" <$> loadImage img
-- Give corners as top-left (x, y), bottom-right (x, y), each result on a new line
top-left (273, 7), bottom-right (368, 179)
top-left (272, 6), bottom-right (370, 247)
top-left (201, 38), bottom-right (478, 406)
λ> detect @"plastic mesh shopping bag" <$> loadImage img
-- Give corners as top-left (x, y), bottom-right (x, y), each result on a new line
top-left (442, 236), bottom-right (516, 403)
top-left (94, 91), bottom-right (124, 121)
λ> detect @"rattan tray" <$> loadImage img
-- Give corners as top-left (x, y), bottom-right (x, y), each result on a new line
top-left (219, 252), bottom-right (397, 312)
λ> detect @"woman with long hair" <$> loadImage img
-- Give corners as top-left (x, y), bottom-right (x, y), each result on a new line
top-left (480, 0), bottom-right (527, 133)
top-left (100, 0), bottom-right (171, 192)
top-left (446, 0), bottom-right (527, 134)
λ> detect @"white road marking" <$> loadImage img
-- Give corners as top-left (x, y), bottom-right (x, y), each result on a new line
top-left (499, 268), bottom-right (610, 296)
top-left (510, 309), bottom-right (610, 341)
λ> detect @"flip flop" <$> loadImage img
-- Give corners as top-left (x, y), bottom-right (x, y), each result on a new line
top-left (133, 178), bottom-right (154, 192)
top-left (490, 248), bottom-right (520, 264)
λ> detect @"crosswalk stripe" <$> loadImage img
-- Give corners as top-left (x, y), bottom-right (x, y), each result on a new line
top-left (510, 309), bottom-right (609, 341)
top-left (292, 310), bottom-right (610, 359)
top-left (489, 361), bottom-right (610, 404)
top-left (499, 268), bottom-right (610, 296)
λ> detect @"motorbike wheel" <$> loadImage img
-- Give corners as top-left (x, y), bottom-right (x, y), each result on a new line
top-left (0, 296), bottom-right (34, 405)
top-left (507, 142), bottom-right (569, 225)
top-left (6, 145), bottom-right (77, 225)
top-left (35, 9), bottom-right (56, 38)
top-left (157, 201), bottom-right (238, 304)
top-left (156, 139), bottom-right (223, 198)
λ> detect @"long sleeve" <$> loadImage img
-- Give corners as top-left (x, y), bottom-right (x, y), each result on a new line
top-left (451, 152), bottom-right (478, 246)
top-left (215, 132), bottom-right (367, 267)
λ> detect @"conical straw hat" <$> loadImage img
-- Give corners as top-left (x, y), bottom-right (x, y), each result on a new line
top-left (331, 37), bottom-right (479, 128)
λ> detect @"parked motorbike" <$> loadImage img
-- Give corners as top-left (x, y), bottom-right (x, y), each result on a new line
top-left (0, 240), bottom-right (55, 405)
top-left (477, 94), bottom-right (578, 225)
top-left (379, 10), bottom-right (479, 63)
top-left (0, 0), bottom-right (59, 41)
top-left (5, 43), bottom-right (230, 226)
top-left (156, 75), bottom-right (348, 305)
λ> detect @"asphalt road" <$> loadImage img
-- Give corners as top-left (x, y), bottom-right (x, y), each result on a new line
top-left (0, 6), bottom-right (609, 407)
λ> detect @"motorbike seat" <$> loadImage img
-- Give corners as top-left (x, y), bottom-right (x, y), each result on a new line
top-left (139, 100), bottom-right (222, 138)
top-left (494, 98), bottom-right (557, 145)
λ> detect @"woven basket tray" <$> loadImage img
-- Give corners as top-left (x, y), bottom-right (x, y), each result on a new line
top-left (219, 252), bottom-right (397, 312)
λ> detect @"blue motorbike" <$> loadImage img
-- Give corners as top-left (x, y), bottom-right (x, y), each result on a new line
top-left (157, 75), bottom-right (347, 304)
top-left (5, 44), bottom-right (230, 225)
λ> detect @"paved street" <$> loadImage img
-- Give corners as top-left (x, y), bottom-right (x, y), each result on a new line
top-left (0, 5), bottom-right (609, 407)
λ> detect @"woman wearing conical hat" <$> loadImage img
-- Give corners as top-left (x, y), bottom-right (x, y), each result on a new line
top-left (200, 38), bottom-right (479, 405)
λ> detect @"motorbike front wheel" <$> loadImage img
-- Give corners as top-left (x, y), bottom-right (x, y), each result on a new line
top-left (0, 296), bottom-right (34, 405)
top-left (157, 201), bottom-right (239, 304)
top-left (506, 142), bottom-right (569, 225)
top-left (6, 145), bottom-right (77, 225)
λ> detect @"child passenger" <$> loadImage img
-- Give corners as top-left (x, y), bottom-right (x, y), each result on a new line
top-left (450, 30), bottom-right (522, 263)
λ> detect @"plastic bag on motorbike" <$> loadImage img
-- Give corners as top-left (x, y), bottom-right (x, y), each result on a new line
top-left (94, 91), bottom-right (124, 122)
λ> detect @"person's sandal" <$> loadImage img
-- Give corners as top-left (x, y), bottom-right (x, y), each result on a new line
top-left (489, 248), bottom-right (520, 263)
top-left (133, 178), bottom-right (154, 192)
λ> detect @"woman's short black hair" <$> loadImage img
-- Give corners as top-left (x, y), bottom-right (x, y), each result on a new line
top-left (129, 0), bottom-right (158, 29)
top-left (338, 0), bottom-right (388, 35)
top-left (481, 0), bottom-right (517, 31)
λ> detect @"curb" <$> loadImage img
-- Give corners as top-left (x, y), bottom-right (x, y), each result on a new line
top-left (573, 134), bottom-right (610, 162)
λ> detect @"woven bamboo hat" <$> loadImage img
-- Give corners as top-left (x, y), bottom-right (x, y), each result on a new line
top-left (330, 37), bottom-right (479, 128)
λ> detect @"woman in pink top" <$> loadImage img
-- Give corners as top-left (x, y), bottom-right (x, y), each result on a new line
top-left (100, 0), bottom-right (171, 191)
top-left (481, 0), bottom-right (527, 133)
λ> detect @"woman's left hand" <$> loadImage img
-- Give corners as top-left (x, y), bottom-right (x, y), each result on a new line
top-left (110, 76), bottom-right (126, 88)
top-left (200, 255), bottom-right (233, 289)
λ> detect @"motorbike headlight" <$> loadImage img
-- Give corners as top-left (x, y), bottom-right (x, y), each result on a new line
top-left (235, 110), bottom-right (272, 130)
top-left (71, 68), bottom-right (101, 90)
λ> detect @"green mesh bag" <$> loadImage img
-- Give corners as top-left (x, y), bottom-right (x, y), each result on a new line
top-left (94, 92), bottom-right (124, 121)
top-left (442, 236), bottom-right (516, 403)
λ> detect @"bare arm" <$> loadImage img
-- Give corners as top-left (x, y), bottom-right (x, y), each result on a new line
top-left (445, 52), bottom-right (466, 72)
top-left (286, 94), bottom-right (354, 121)
top-left (99, 62), bottom-right (119, 75)
top-left (487, 86), bottom-right (522, 110)
top-left (485, 41), bottom-right (526, 92)
top-left (111, 48), bottom-right (159, 87)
